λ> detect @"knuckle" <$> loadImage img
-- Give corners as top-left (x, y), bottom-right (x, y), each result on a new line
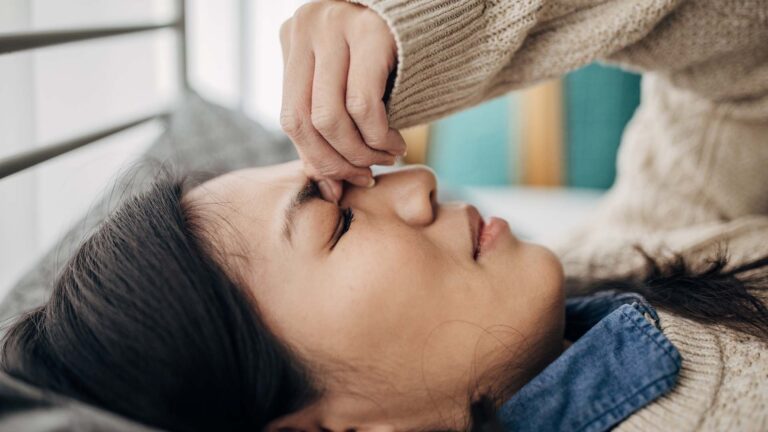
top-left (345, 94), bottom-right (374, 117)
top-left (292, 3), bottom-right (313, 20)
top-left (324, 2), bottom-right (347, 20)
top-left (354, 9), bottom-right (388, 35)
top-left (310, 106), bottom-right (341, 133)
top-left (279, 110), bottom-right (306, 136)
top-left (293, 2), bottom-right (359, 34)
top-left (359, 7), bottom-right (382, 24)
top-left (293, 2), bottom-right (324, 22)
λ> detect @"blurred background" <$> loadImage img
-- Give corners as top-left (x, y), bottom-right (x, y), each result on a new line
top-left (0, 0), bottom-right (640, 299)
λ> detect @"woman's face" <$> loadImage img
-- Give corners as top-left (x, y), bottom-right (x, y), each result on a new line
top-left (186, 161), bottom-right (565, 430)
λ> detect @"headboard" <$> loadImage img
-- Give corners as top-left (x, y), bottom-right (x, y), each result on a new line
top-left (0, 0), bottom-right (188, 180)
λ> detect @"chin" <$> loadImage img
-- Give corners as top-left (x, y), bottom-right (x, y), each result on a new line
top-left (535, 243), bottom-right (565, 289)
top-left (502, 241), bottom-right (565, 314)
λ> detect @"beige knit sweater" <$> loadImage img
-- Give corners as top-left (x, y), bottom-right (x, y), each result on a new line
top-left (348, 0), bottom-right (768, 430)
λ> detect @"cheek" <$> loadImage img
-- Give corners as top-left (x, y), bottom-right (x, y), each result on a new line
top-left (345, 231), bottom-right (438, 287)
top-left (486, 242), bottom-right (565, 337)
top-left (510, 244), bottom-right (563, 302)
top-left (338, 233), bottom-right (436, 313)
top-left (311, 232), bottom-right (449, 354)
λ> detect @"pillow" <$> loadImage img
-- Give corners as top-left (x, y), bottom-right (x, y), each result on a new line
top-left (0, 371), bottom-right (160, 431)
top-left (0, 92), bottom-right (298, 431)
top-left (0, 92), bottom-right (297, 325)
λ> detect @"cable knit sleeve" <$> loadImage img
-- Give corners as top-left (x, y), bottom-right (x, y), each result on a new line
top-left (346, 0), bottom-right (685, 129)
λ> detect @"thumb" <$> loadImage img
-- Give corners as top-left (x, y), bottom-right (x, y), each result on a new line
top-left (317, 179), bottom-right (343, 204)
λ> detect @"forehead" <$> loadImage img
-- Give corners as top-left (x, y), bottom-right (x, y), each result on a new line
top-left (183, 161), bottom-right (307, 256)
top-left (187, 161), bottom-right (305, 206)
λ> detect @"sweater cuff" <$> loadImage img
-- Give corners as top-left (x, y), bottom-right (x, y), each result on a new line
top-left (347, 0), bottom-right (533, 128)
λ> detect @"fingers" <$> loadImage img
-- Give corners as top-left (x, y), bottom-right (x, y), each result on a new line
top-left (292, 128), bottom-right (374, 185)
top-left (345, 15), bottom-right (405, 156)
top-left (317, 179), bottom-right (343, 204)
top-left (280, 32), bottom-right (373, 189)
top-left (310, 35), bottom-right (396, 169)
top-left (384, 127), bottom-right (407, 156)
top-left (280, 2), bottom-right (402, 190)
top-left (288, 114), bottom-right (374, 187)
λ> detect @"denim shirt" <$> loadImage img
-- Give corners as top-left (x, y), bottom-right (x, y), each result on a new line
top-left (497, 291), bottom-right (682, 432)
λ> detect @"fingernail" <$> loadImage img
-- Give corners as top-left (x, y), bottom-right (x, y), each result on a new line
top-left (389, 147), bottom-right (407, 157)
top-left (381, 155), bottom-right (397, 165)
top-left (318, 180), bottom-right (339, 203)
top-left (351, 176), bottom-right (376, 188)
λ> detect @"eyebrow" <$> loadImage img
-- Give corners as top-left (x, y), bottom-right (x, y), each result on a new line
top-left (282, 178), bottom-right (322, 244)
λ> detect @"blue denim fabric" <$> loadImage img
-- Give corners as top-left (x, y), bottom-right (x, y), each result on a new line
top-left (497, 291), bottom-right (682, 432)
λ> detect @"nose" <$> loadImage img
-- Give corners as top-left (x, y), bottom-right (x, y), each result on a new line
top-left (354, 165), bottom-right (438, 226)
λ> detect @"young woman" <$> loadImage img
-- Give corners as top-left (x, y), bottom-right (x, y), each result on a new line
top-left (3, 0), bottom-right (767, 430)
top-left (272, 0), bottom-right (768, 427)
top-left (2, 162), bottom-right (766, 431)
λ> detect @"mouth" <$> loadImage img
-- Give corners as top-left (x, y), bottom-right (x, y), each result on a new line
top-left (467, 205), bottom-right (485, 260)
top-left (467, 205), bottom-right (511, 260)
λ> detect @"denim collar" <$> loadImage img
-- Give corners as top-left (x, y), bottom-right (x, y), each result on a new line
top-left (497, 291), bottom-right (682, 432)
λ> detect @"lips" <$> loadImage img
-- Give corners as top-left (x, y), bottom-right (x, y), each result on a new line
top-left (467, 205), bottom-right (485, 260)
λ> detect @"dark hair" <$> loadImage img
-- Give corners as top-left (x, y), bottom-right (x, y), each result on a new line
top-left (566, 247), bottom-right (768, 340)
top-left (2, 176), bottom-right (767, 432)
top-left (1, 177), bottom-right (318, 431)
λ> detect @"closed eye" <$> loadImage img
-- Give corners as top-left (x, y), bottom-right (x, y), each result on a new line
top-left (331, 208), bottom-right (354, 250)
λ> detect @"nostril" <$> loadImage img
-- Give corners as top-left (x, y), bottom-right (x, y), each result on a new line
top-left (428, 189), bottom-right (438, 222)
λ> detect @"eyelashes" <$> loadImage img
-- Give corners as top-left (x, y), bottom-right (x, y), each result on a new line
top-left (331, 207), bottom-right (354, 249)
top-left (340, 208), bottom-right (354, 235)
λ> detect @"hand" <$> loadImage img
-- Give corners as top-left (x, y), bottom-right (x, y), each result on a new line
top-left (280, 1), bottom-right (406, 202)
